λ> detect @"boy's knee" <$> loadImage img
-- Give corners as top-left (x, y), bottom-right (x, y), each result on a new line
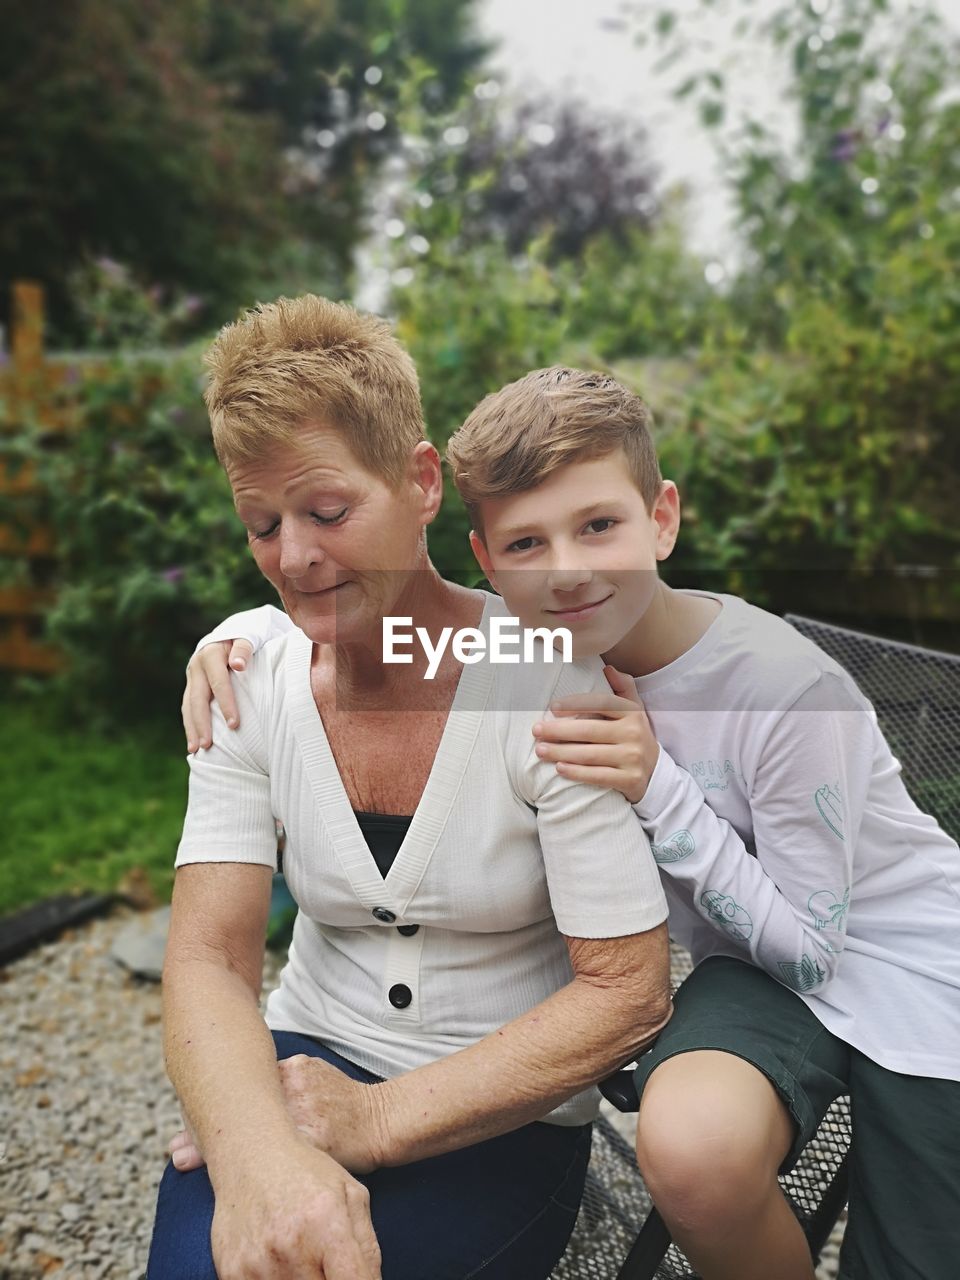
top-left (635, 1054), bottom-right (788, 1233)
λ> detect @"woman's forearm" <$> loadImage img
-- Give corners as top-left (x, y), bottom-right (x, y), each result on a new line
top-left (369, 922), bottom-right (671, 1166)
top-left (163, 955), bottom-right (300, 1185)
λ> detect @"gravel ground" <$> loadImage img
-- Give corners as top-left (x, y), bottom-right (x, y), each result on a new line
top-left (2, 908), bottom-right (844, 1279)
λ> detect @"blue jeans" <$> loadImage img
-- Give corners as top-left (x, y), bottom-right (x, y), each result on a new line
top-left (147, 1031), bottom-right (592, 1280)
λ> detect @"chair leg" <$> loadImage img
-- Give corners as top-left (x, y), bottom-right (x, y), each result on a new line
top-left (614, 1206), bottom-right (673, 1280)
top-left (803, 1153), bottom-right (849, 1261)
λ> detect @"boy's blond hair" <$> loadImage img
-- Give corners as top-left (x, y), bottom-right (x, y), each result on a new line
top-left (446, 367), bottom-right (661, 534)
top-left (203, 294), bottom-right (424, 485)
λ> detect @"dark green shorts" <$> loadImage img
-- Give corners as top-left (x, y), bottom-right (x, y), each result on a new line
top-left (633, 955), bottom-right (960, 1280)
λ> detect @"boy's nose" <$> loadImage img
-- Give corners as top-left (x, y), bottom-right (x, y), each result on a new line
top-left (547, 564), bottom-right (593, 593)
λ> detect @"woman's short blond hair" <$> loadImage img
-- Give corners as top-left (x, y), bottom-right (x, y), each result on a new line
top-left (446, 367), bottom-right (661, 534)
top-left (203, 294), bottom-right (424, 485)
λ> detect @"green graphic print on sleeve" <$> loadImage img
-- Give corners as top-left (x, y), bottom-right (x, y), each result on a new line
top-left (778, 955), bottom-right (827, 992)
top-left (652, 829), bottom-right (696, 864)
top-left (700, 890), bottom-right (753, 941)
top-left (814, 783), bottom-right (845, 840)
top-left (808, 887), bottom-right (850, 940)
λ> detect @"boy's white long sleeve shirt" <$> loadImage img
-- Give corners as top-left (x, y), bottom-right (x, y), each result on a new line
top-left (632, 591), bottom-right (960, 1082)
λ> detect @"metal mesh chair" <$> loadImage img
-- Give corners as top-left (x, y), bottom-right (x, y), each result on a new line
top-left (553, 615), bottom-right (960, 1280)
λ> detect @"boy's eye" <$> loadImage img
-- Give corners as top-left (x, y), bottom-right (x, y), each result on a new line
top-left (504, 535), bottom-right (539, 553)
top-left (584, 518), bottom-right (617, 535)
top-left (252, 521), bottom-right (279, 541)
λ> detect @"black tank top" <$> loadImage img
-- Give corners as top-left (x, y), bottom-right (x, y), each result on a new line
top-left (353, 810), bottom-right (413, 879)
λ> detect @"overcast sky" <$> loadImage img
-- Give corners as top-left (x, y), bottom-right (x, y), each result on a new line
top-left (477, 0), bottom-right (960, 264)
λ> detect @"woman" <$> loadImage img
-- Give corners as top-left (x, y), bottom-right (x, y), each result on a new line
top-left (149, 294), bottom-right (671, 1280)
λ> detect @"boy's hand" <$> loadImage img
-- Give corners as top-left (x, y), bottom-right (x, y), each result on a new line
top-left (532, 666), bottom-right (659, 805)
top-left (182, 638), bottom-right (254, 753)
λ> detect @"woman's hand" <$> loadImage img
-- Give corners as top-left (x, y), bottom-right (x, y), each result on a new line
top-left (210, 1138), bottom-right (381, 1280)
top-left (532, 665), bottom-right (659, 805)
top-left (182, 638), bottom-right (254, 753)
top-left (169, 1057), bottom-right (390, 1175)
top-left (278, 1055), bottom-right (390, 1174)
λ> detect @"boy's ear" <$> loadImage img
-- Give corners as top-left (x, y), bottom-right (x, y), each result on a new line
top-left (653, 481), bottom-right (681, 561)
top-left (469, 529), bottom-right (498, 588)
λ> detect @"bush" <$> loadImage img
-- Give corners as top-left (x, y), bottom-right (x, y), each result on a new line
top-left (4, 349), bottom-right (268, 722)
top-left (643, 218), bottom-right (960, 602)
top-left (394, 239), bottom-right (571, 579)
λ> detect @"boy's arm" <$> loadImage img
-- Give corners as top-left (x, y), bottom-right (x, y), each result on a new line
top-left (542, 670), bottom-right (871, 996)
top-left (633, 672), bottom-right (869, 994)
top-left (184, 605), bottom-right (294, 751)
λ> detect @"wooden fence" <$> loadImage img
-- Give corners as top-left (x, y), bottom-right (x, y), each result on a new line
top-left (0, 282), bottom-right (71, 673)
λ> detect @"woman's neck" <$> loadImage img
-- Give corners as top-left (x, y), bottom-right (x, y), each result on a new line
top-left (317, 568), bottom-right (486, 708)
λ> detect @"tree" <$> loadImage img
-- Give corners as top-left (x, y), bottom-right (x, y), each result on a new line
top-left (0, 0), bottom-right (488, 343)
top-left (635, 0), bottom-right (960, 342)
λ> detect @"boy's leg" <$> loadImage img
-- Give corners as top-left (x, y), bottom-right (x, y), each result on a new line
top-left (633, 956), bottom-right (849, 1280)
top-left (840, 1053), bottom-right (960, 1280)
top-left (147, 1030), bottom-right (591, 1280)
top-left (637, 1051), bottom-right (813, 1279)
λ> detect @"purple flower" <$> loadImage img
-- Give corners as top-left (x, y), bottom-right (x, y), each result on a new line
top-left (182, 295), bottom-right (203, 317)
top-left (160, 566), bottom-right (185, 584)
top-left (830, 129), bottom-right (860, 163)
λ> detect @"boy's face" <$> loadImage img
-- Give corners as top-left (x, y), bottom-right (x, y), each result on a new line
top-left (470, 450), bottom-right (679, 659)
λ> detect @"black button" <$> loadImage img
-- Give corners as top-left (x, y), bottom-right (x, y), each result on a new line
top-left (396, 924), bottom-right (419, 937)
top-left (372, 906), bottom-right (396, 924)
top-left (388, 983), bottom-right (412, 1009)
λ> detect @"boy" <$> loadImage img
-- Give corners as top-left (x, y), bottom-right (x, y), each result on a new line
top-left (186, 366), bottom-right (960, 1280)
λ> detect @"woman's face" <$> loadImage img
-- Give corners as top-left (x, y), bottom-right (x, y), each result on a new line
top-left (228, 423), bottom-right (439, 647)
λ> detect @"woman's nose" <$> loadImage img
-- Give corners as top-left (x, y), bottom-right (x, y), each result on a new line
top-left (278, 522), bottom-right (324, 579)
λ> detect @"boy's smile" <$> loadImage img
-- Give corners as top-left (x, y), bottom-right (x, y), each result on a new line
top-left (470, 450), bottom-right (680, 660)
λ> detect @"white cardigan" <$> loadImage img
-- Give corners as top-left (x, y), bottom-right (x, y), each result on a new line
top-left (177, 594), bottom-right (668, 1124)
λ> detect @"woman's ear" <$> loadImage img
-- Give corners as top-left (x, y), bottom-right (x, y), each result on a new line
top-left (653, 480), bottom-right (681, 561)
top-left (469, 530), bottom-right (497, 590)
top-left (410, 441), bottom-right (443, 525)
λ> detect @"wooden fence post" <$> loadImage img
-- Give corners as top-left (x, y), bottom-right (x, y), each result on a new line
top-left (0, 282), bottom-right (62, 674)
top-left (11, 281), bottom-right (45, 378)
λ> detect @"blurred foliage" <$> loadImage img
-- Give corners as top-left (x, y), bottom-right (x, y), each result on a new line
top-left (396, 238), bottom-right (572, 580)
top-left (3, 0), bottom-right (959, 730)
top-left (1, 349), bottom-right (268, 721)
top-left (65, 258), bottom-right (209, 350)
top-left (391, 0), bottom-right (960, 606)
top-left (1, 0), bottom-right (487, 345)
top-left (641, 0), bottom-right (960, 344)
top-left (391, 90), bottom-right (659, 258)
top-left (631, 0), bottom-right (960, 598)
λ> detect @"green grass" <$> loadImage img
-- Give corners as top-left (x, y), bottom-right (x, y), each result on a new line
top-left (0, 693), bottom-right (188, 916)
